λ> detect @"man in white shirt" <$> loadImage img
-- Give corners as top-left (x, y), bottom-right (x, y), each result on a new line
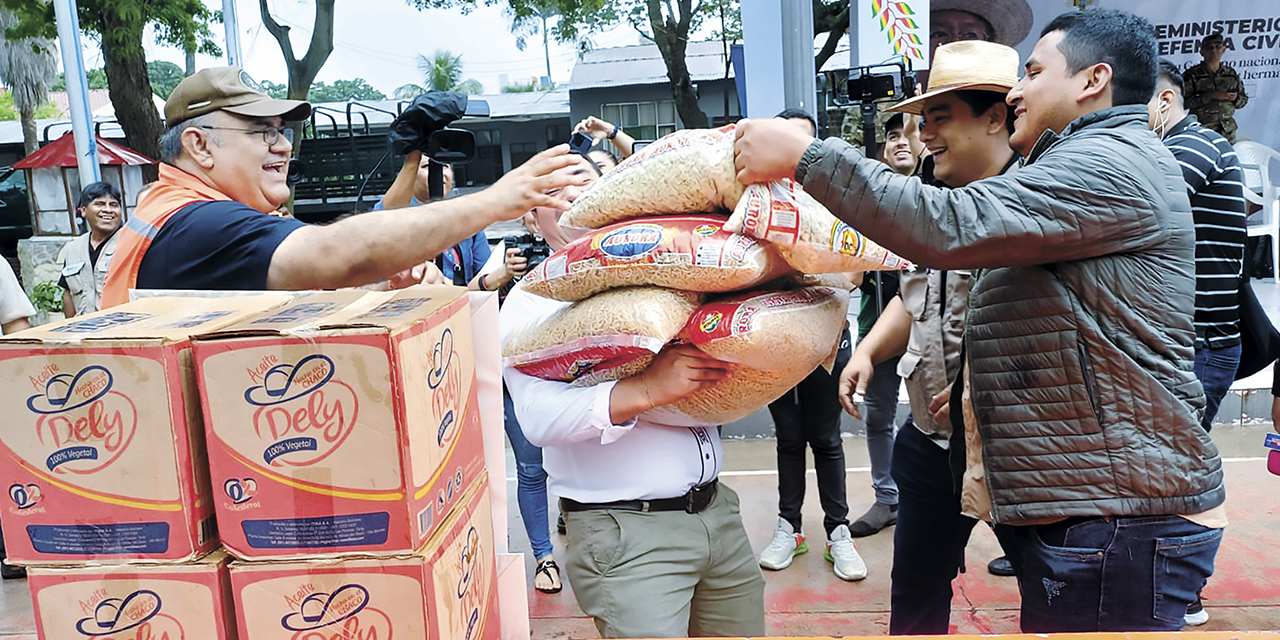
top-left (0, 258), bottom-right (35, 335)
top-left (502, 154), bottom-right (766, 638)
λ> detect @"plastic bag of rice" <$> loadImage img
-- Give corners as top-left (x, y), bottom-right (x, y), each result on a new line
top-left (503, 286), bottom-right (704, 386)
top-left (726, 180), bottom-right (913, 274)
top-left (560, 125), bottom-right (745, 229)
top-left (642, 285), bottom-right (850, 426)
top-left (521, 214), bottom-right (793, 301)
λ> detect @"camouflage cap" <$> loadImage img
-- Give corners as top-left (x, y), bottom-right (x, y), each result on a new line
top-left (165, 67), bottom-right (311, 125)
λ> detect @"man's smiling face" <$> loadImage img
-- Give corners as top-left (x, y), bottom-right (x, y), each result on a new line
top-left (200, 112), bottom-right (294, 212)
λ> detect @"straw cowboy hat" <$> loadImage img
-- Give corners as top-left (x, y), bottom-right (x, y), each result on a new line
top-left (933, 0), bottom-right (1034, 47)
top-left (890, 40), bottom-right (1021, 115)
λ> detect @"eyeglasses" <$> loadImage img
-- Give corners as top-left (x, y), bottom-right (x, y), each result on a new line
top-left (197, 125), bottom-right (295, 146)
top-left (930, 31), bottom-right (990, 44)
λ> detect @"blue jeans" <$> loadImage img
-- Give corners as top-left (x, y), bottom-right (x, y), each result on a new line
top-left (1194, 342), bottom-right (1241, 432)
top-left (995, 515), bottom-right (1222, 632)
top-left (889, 419), bottom-right (978, 635)
top-left (859, 334), bottom-right (901, 506)
top-left (503, 387), bottom-right (553, 559)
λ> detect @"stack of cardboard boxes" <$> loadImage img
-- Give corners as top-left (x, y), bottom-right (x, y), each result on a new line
top-left (0, 286), bottom-right (500, 640)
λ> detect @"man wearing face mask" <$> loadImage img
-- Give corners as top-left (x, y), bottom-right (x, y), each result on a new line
top-left (501, 153), bottom-right (766, 638)
top-left (1147, 59), bottom-right (1246, 626)
top-left (1149, 58), bottom-right (1247, 434)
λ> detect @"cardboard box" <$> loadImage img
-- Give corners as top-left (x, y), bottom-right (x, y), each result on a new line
top-left (193, 287), bottom-right (487, 559)
top-left (0, 296), bottom-right (289, 564)
top-left (230, 474), bottom-right (498, 640)
top-left (28, 550), bottom-right (236, 640)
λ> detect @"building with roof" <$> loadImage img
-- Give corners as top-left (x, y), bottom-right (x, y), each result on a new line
top-left (569, 41), bottom-right (740, 138)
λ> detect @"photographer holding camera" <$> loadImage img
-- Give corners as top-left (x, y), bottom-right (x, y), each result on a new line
top-left (379, 148), bottom-right (528, 292)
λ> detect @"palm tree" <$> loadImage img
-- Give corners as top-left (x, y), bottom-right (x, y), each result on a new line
top-left (507, 2), bottom-right (558, 84)
top-left (505, 1), bottom-right (593, 90)
top-left (395, 50), bottom-right (483, 98)
top-left (0, 5), bottom-right (57, 156)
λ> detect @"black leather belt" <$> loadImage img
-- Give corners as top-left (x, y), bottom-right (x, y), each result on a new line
top-left (560, 480), bottom-right (718, 514)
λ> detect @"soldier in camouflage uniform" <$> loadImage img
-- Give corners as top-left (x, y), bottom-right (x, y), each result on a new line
top-left (1182, 33), bottom-right (1248, 143)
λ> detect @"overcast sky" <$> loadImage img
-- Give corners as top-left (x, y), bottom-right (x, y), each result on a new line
top-left (78, 0), bottom-right (648, 97)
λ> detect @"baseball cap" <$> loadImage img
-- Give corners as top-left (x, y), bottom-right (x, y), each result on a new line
top-left (165, 67), bottom-right (311, 125)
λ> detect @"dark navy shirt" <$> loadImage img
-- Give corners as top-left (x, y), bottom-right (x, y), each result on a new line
top-left (136, 201), bottom-right (305, 292)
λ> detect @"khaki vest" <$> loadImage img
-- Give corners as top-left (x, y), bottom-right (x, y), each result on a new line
top-left (58, 231), bottom-right (118, 315)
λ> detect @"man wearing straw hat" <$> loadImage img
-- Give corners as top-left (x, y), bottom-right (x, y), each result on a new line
top-left (840, 39), bottom-right (1021, 634)
top-left (736, 9), bottom-right (1224, 632)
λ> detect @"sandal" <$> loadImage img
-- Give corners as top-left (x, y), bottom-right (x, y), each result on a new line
top-left (534, 557), bottom-right (562, 594)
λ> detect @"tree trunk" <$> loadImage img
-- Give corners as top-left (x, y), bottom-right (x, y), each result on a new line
top-left (99, 10), bottom-right (162, 181)
top-left (647, 0), bottom-right (707, 130)
top-left (814, 7), bottom-right (849, 72)
top-left (19, 107), bottom-right (37, 156)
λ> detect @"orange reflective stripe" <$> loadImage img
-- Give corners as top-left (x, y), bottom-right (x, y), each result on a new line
top-left (100, 165), bottom-right (237, 308)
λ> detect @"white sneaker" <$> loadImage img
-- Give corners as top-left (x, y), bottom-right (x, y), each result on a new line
top-left (1184, 597), bottom-right (1209, 626)
top-left (759, 517), bottom-right (807, 570)
top-left (825, 524), bottom-right (868, 581)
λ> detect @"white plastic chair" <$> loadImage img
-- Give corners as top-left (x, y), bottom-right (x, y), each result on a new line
top-left (1235, 140), bottom-right (1280, 284)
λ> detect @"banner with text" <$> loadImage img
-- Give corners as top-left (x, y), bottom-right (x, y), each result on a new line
top-left (1012, 1), bottom-right (1280, 149)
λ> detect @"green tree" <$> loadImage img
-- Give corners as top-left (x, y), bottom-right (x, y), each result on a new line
top-left (502, 78), bottom-right (541, 93)
top-left (259, 80), bottom-right (289, 99)
top-left (306, 78), bottom-right (386, 102)
top-left (506, 0), bottom-right (568, 85)
top-left (51, 68), bottom-right (109, 91)
top-left (814, 0), bottom-right (848, 71)
top-left (0, 4), bottom-right (57, 155)
top-left (394, 50), bottom-right (483, 98)
top-left (259, 0), bottom-right (335, 103)
top-left (0, 88), bottom-right (59, 121)
top-left (0, 0), bottom-right (220, 172)
top-left (147, 59), bottom-right (186, 99)
top-left (409, 0), bottom-right (713, 128)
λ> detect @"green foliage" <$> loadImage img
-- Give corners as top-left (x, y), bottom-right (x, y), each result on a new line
top-left (502, 78), bottom-right (541, 93)
top-left (259, 80), bottom-right (289, 99)
top-left (146, 60), bottom-right (185, 99)
top-left (30, 281), bottom-right (61, 314)
top-left (52, 68), bottom-right (108, 91)
top-left (415, 51), bottom-right (484, 94)
top-left (0, 89), bottom-right (58, 119)
top-left (703, 0), bottom-right (741, 43)
top-left (0, 0), bottom-right (221, 57)
top-left (306, 78), bottom-right (386, 102)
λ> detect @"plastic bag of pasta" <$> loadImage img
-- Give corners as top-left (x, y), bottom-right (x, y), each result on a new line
top-left (726, 180), bottom-right (913, 274)
top-left (560, 125), bottom-right (745, 229)
top-left (521, 214), bottom-right (792, 301)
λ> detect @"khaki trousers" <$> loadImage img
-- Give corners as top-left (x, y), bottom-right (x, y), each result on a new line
top-left (564, 484), bottom-right (766, 638)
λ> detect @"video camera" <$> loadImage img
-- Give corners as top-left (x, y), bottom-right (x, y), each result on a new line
top-left (389, 93), bottom-right (491, 199)
top-left (824, 62), bottom-right (917, 107)
top-left (504, 233), bottom-right (551, 274)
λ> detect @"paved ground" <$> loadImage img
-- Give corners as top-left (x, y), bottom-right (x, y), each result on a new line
top-left (514, 423), bottom-right (1280, 638)
top-left (1, 281), bottom-right (1278, 638)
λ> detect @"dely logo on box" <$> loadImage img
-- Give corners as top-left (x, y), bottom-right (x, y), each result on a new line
top-left (427, 328), bottom-right (461, 448)
top-left (74, 588), bottom-right (186, 639)
top-left (280, 583), bottom-right (392, 639)
top-left (27, 364), bottom-right (137, 475)
top-left (244, 354), bottom-right (359, 467)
